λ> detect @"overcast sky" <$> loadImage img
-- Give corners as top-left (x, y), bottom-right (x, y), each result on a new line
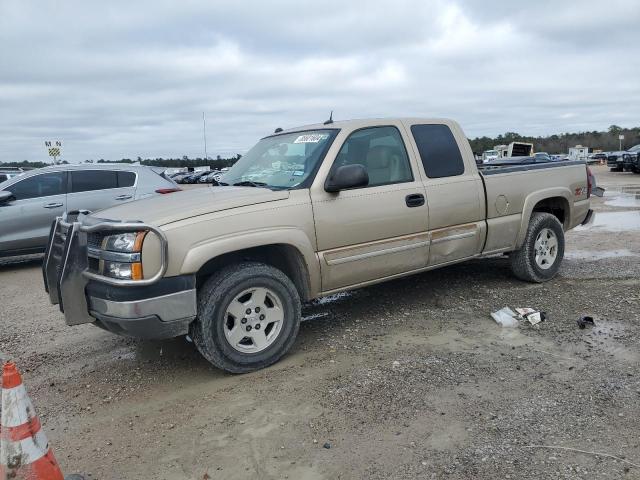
top-left (1, 0), bottom-right (639, 163)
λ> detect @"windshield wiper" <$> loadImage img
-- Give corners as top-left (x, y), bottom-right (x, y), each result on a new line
top-left (232, 181), bottom-right (269, 188)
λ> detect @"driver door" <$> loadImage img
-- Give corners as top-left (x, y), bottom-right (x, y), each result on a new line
top-left (310, 125), bottom-right (429, 292)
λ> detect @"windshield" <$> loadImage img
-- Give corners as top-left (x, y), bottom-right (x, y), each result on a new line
top-left (221, 129), bottom-right (338, 189)
top-left (628, 144), bottom-right (640, 152)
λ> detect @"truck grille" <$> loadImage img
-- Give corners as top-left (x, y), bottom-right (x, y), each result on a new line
top-left (87, 232), bottom-right (107, 249)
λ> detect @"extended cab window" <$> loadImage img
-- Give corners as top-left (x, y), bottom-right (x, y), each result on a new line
top-left (410, 124), bottom-right (465, 178)
top-left (334, 126), bottom-right (413, 187)
top-left (6, 172), bottom-right (67, 200)
top-left (71, 170), bottom-right (120, 193)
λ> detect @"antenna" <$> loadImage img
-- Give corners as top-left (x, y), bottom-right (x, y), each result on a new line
top-left (274, 127), bottom-right (283, 133)
top-left (323, 111), bottom-right (334, 125)
top-left (202, 112), bottom-right (208, 160)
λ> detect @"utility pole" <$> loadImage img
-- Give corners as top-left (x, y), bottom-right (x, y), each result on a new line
top-left (203, 112), bottom-right (208, 160)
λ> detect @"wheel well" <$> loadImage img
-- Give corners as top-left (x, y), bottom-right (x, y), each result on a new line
top-left (532, 197), bottom-right (569, 228)
top-left (195, 244), bottom-right (311, 301)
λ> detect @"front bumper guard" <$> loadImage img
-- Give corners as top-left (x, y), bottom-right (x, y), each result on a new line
top-left (42, 213), bottom-right (168, 326)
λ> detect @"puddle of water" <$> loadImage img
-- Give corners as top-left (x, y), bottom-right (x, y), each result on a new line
top-left (575, 211), bottom-right (640, 232)
top-left (585, 319), bottom-right (638, 363)
top-left (565, 249), bottom-right (640, 261)
top-left (604, 185), bottom-right (640, 208)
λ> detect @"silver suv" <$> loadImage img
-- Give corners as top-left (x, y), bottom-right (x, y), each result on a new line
top-left (0, 164), bottom-right (179, 257)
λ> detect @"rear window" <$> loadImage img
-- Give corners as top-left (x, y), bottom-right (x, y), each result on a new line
top-left (410, 124), bottom-right (465, 178)
top-left (71, 170), bottom-right (135, 192)
top-left (117, 171), bottom-right (136, 187)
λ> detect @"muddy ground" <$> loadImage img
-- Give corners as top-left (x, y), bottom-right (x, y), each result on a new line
top-left (1, 165), bottom-right (639, 479)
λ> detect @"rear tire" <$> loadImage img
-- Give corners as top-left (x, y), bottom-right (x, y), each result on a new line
top-left (510, 213), bottom-right (565, 283)
top-left (192, 262), bottom-right (301, 373)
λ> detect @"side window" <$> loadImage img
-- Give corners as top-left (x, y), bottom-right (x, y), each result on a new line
top-left (117, 171), bottom-right (136, 187)
top-left (6, 172), bottom-right (66, 200)
top-left (410, 124), bottom-right (465, 178)
top-left (335, 126), bottom-right (413, 187)
top-left (71, 170), bottom-right (118, 193)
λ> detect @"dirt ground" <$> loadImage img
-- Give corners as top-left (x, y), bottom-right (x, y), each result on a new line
top-left (1, 165), bottom-right (639, 479)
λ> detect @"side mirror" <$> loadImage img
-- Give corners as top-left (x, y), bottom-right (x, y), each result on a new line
top-left (325, 164), bottom-right (369, 193)
top-left (0, 191), bottom-right (14, 205)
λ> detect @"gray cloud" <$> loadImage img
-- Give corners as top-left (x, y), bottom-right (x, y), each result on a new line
top-left (1, 0), bottom-right (639, 162)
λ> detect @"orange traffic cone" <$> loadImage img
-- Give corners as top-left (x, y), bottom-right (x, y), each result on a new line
top-left (1, 362), bottom-right (64, 480)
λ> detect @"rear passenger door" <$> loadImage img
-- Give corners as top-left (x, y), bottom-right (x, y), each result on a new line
top-left (66, 169), bottom-right (137, 213)
top-left (405, 122), bottom-right (486, 266)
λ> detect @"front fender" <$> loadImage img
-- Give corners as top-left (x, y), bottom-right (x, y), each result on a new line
top-left (179, 227), bottom-right (321, 297)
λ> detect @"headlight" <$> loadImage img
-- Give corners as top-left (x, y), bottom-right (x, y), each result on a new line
top-left (104, 231), bottom-right (146, 252)
top-left (103, 261), bottom-right (143, 280)
top-left (100, 231), bottom-right (147, 280)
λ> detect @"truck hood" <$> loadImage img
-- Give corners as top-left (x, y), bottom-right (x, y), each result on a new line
top-left (90, 187), bottom-right (290, 226)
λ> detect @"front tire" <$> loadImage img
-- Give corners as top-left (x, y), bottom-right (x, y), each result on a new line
top-left (192, 262), bottom-right (301, 373)
top-left (510, 212), bottom-right (565, 283)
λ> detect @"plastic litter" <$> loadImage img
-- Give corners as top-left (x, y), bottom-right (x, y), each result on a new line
top-left (491, 307), bottom-right (547, 328)
top-left (577, 315), bottom-right (595, 329)
top-left (491, 307), bottom-right (519, 327)
top-left (515, 308), bottom-right (546, 325)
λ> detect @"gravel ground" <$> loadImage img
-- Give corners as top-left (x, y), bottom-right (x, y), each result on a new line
top-left (0, 165), bottom-right (639, 479)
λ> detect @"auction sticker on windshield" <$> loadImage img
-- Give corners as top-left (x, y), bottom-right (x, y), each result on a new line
top-left (294, 134), bottom-right (329, 144)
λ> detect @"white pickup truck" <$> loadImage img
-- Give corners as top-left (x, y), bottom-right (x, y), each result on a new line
top-left (43, 118), bottom-right (594, 372)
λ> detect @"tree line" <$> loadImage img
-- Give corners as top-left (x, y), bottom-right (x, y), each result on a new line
top-left (0, 155), bottom-right (242, 170)
top-left (468, 125), bottom-right (640, 155)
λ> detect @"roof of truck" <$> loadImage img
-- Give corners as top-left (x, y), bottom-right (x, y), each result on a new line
top-left (271, 117), bottom-right (458, 136)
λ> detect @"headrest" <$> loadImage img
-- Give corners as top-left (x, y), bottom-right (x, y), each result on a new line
top-left (366, 145), bottom-right (392, 169)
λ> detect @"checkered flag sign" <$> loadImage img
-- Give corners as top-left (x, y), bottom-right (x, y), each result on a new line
top-left (45, 140), bottom-right (62, 158)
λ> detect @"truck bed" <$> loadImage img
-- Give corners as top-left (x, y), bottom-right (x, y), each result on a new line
top-left (477, 160), bottom-right (590, 255)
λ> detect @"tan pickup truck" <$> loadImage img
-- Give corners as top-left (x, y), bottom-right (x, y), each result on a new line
top-left (43, 118), bottom-right (594, 372)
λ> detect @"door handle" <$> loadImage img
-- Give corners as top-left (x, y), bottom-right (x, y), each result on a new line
top-left (405, 193), bottom-right (425, 208)
top-left (43, 202), bottom-right (63, 209)
top-left (115, 195), bottom-right (133, 201)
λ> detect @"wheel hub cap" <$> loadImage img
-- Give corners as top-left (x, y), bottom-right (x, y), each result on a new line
top-left (223, 287), bottom-right (284, 353)
top-left (534, 228), bottom-right (558, 270)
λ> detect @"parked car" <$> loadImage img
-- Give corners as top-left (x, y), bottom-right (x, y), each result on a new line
top-left (198, 171), bottom-right (220, 184)
top-left (481, 150), bottom-right (499, 163)
top-left (43, 117), bottom-right (594, 373)
top-left (533, 152), bottom-right (552, 162)
top-left (626, 145), bottom-right (640, 173)
top-left (588, 153), bottom-right (607, 164)
top-left (0, 164), bottom-right (180, 257)
top-left (181, 171), bottom-right (209, 184)
top-left (171, 172), bottom-right (191, 184)
top-left (0, 167), bottom-right (26, 181)
top-left (606, 151), bottom-right (631, 172)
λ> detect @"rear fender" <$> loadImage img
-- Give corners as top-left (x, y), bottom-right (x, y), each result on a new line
top-left (516, 188), bottom-right (572, 248)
